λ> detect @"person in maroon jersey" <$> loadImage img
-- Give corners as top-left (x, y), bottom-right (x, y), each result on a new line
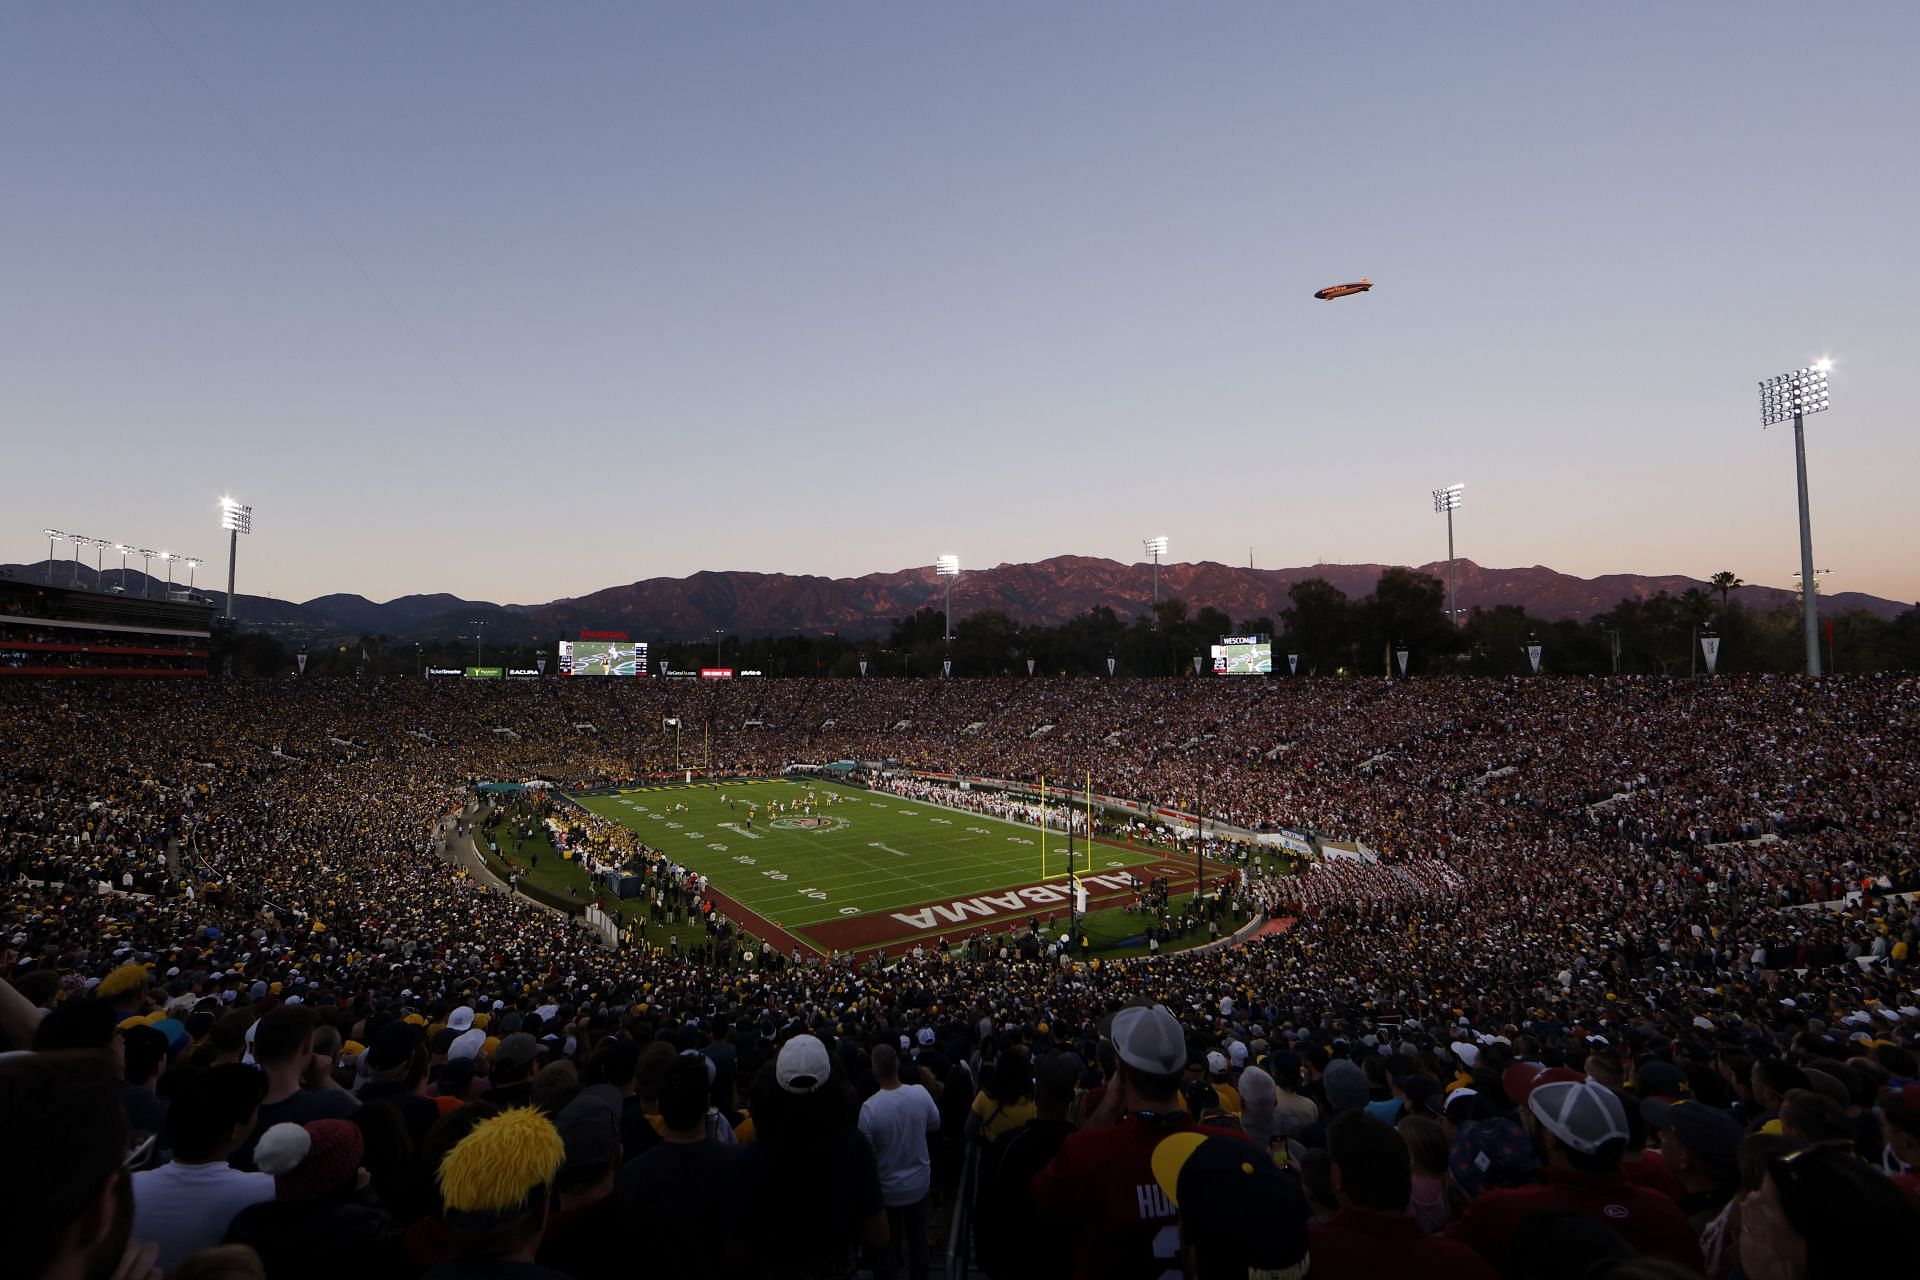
top-left (1448, 1070), bottom-right (1704, 1277)
top-left (1031, 1005), bottom-right (1265, 1280)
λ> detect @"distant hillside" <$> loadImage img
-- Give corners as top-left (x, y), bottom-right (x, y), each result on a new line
top-left (3, 556), bottom-right (1907, 643)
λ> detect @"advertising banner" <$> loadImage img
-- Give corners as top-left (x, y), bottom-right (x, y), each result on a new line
top-left (465, 667), bottom-right (504, 679)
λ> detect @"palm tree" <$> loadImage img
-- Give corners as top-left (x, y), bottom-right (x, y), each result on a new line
top-left (1709, 571), bottom-right (1744, 613)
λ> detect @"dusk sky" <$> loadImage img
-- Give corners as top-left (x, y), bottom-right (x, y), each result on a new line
top-left (5, 4), bottom-right (1917, 607)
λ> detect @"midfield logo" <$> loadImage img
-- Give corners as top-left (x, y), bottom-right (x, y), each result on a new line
top-left (769, 815), bottom-right (851, 832)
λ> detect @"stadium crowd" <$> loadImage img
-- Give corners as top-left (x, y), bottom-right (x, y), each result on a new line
top-left (5, 672), bottom-right (1920, 1279)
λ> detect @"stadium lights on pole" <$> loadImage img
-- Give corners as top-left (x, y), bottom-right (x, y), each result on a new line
top-left (161, 552), bottom-right (177, 596)
top-left (220, 497), bottom-right (252, 620)
top-left (937, 555), bottom-right (960, 647)
top-left (1759, 360), bottom-right (1831, 677)
top-left (185, 557), bottom-right (200, 590)
top-left (114, 544), bottom-right (131, 590)
top-left (66, 533), bottom-right (85, 587)
top-left (43, 530), bottom-right (61, 585)
top-left (714, 629), bottom-right (725, 666)
top-left (1432, 484), bottom-right (1464, 626)
top-left (469, 620), bottom-right (487, 666)
top-left (1144, 536), bottom-right (1169, 605)
top-left (137, 549), bottom-right (156, 596)
top-left (91, 538), bottom-right (113, 586)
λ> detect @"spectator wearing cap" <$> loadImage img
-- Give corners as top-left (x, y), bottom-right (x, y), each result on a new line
top-left (858, 1043), bottom-right (941, 1280)
top-left (1735, 1141), bottom-right (1920, 1278)
top-left (358, 1021), bottom-right (440, 1149)
top-left (972, 1054), bottom-right (1078, 1280)
top-left (1236, 1065), bottom-right (1285, 1152)
top-left (1309, 1112), bottom-right (1495, 1278)
top-left (225, 1119), bottom-right (396, 1280)
top-left (3, 1050), bottom-right (157, 1280)
top-left (535, 1090), bottom-right (626, 1279)
top-left (1448, 1070), bottom-right (1703, 1276)
top-left (1204, 1050), bottom-right (1241, 1115)
top-left (485, 1033), bottom-right (545, 1111)
top-left (232, 1006), bottom-right (357, 1171)
top-left (736, 1034), bottom-right (886, 1280)
top-left (425, 1107), bottom-right (571, 1280)
top-left (1641, 1098), bottom-right (1743, 1231)
top-left (1150, 1131), bottom-right (1310, 1279)
top-left (1032, 1006), bottom-right (1250, 1280)
top-left (132, 1065), bottom-right (274, 1272)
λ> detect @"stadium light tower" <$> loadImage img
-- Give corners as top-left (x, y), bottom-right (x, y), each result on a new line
top-left (1144, 536), bottom-right (1169, 605)
top-left (43, 530), bottom-right (61, 584)
top-left (1432, 484), bottom-right (1464, 626)
top-left (185, 557), bottom-right (201, 590)
top-left (219, 497), bottom-right (252, 620)
top-left (114, 543), bottom-right (131, 590)
top-left (138, 549), bottom-right (157, 596)
top-left (1759, 360), bottom-right (1831, 676)
top-left (469, 620), bottom-right (487, 666)
top-left (936, 555), bottom-right (960, 645)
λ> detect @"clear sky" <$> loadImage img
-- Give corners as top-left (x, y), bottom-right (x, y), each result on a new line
top-left (4, 3), bottom-right (1917, 606)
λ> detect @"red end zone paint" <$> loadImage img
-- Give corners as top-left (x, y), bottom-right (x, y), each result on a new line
top-left (799, 860), bottom-right (1221, 953)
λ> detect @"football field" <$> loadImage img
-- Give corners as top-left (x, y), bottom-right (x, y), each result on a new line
top-left (568, 778), bottom-right (1221, 955)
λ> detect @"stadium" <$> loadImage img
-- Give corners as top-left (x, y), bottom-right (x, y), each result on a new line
top-left (9, 9), bottom-right (1920, 1280)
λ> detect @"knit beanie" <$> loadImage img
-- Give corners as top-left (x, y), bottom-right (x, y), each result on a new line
top-left (255, 1119), bottom-right (364, 1201)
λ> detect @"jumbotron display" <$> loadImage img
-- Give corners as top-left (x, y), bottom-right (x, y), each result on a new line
top-left (558, 639), bottom-right (647, 676)
top-left (1210, 636), bottom-right (1272, 675)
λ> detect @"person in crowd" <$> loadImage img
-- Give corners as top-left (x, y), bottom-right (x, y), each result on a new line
top-left (131, 1064), bottom-right (275, 1271)
top-left (1032, 1005), bottom-right (1247, 1279)
top-left (736, 1034), bottom-right (887, 1279)
top-left (859, 1042), bottom-right (941, 1280)
top-left (969, 1044), bottom-right (1036, 1144)
top-left (535, 1090), bottom-right (626, 1278)
top-left (425, 1107), bottom-right (570, 1280)
top-left (1734, 1141), bottom-right (1920, 1278)
top-left (972, 1054), bottom-right (1079, 1279)
top-left (1150, 1130), bottom-right (1310, 1278)
top-left (1309, 1111), bottom-right (1495, 1277)
top-left (234, 1006), bottom-right (357, 1169)
top-left (1449, 1071), bottom-right (1703, 1276)
top-left (3, 1050), bottom-right (161, 1280)
top-left (609, 1052), bottom-right (739, 1274)
top-left (1640, 1098), bottom-right (1743, 1232)
top-left (224, 1119), bottom-right (399, 1280)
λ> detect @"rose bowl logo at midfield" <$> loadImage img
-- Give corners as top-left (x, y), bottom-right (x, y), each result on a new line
top-left (769, 814), bottom-right (851, 833)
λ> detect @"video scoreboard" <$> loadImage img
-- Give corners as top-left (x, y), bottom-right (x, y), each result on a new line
top-left (558, 637), bottom-right (647, 677)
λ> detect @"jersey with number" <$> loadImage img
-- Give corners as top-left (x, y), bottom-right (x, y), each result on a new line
top-left (1030, 1114), bottom-right (1250, 1280)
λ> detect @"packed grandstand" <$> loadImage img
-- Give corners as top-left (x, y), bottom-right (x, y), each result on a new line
top-left (6, 673), bottom-right (1920, 1280)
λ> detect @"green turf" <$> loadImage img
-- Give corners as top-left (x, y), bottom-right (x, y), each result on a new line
top-left (568, 778), bottom-right (1197, 945)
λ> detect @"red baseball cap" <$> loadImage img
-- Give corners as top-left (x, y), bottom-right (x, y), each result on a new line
top-left (1503, 1064), bottom-right (1584, 1109)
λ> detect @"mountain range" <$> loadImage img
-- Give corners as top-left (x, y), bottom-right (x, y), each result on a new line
top-left (4, 557), bottom-right (1908, 646)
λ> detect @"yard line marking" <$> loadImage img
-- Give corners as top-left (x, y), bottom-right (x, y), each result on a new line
top-left (868, 841), bottom-right (911, 858)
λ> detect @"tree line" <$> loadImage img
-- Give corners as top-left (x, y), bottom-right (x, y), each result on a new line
top-left (217, 567), bottom-right (1920, 678)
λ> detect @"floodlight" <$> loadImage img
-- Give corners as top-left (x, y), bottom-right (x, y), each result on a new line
top-left (936, 555), bottom-right (960, 577)
top-left (1759, 360), bottom-right (1835, 675)
top-left (219, 497), bottom-right (253, 535)
top-left (1432, 484), bottom-right (1466, 626)
top-left (1144, 536), bottom-right (1169, 557)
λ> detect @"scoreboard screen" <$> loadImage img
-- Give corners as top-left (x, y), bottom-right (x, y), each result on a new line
top-left (559, 640), bottom-right (646, 676)
top-left (1210, 637), bottom-right (1272, 676)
